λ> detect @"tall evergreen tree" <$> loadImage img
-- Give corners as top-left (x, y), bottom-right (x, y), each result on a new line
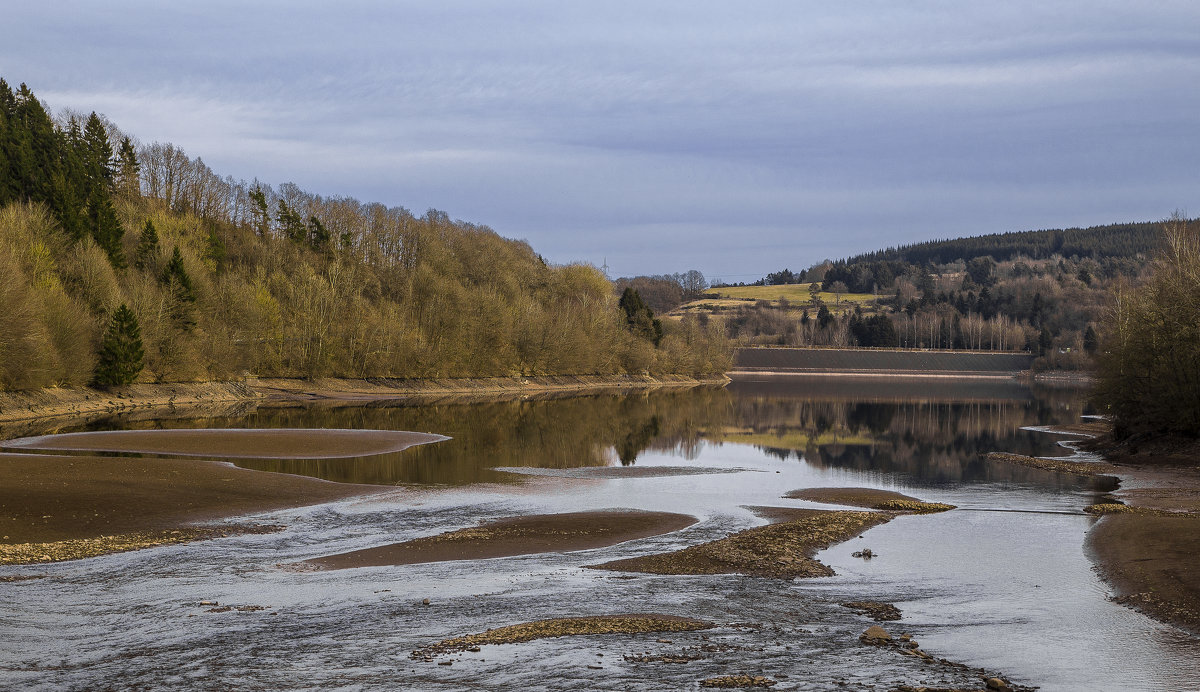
top-left (82, 112), bottom-right (114, 189)
top-left (134, 219), bottom-right (160, 270)
top-left (618, 287), bottom-right (663, 346)
top-left (161, 246), bottom-right (197, 330)
top-left (88, 184), bottom-right (126, 268)
top-left (115, 135), bottom-right (139, 196)
top-left (92, 304), bottom-right (144, 386)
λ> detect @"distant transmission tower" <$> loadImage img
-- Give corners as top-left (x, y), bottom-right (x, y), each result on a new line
top-left (600, 257), bottom-right (610, 278)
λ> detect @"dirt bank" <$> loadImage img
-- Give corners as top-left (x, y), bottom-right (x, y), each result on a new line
top-left (588, 509), bottom-right (892, 579)
top-left (0, 381), bottom-right (261, 425)
top-left (0, 375), bottom-right (728, 426)
top-left (1052, 425), bottom-right (1200, 635)
top-left (255, 374), bottom-right (729, 403)
top-left (306, 510), bottom-right (698, 569)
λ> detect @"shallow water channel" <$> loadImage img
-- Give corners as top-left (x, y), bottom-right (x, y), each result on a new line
top-left (3, 377), bottom-right (1198, 690)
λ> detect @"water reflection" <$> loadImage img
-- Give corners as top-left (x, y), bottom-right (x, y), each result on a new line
top-left (12, 378), bottom-right (1109, 493)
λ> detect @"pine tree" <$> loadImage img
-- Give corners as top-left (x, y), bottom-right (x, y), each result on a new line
top-left (115, 136), bottom-right (140, 196)
top-left (92, 304), bottom-right (144, 386)
top-left (82, 112), bottom-right (114, 189)
top-left (161, 246), bottom-right (197, 329)
top-left (134, 219), bottom-right (160, 270)
top-left (618, 287), bottom-right (663, 346)
top-left (88, 185), bottom-right (126, 268)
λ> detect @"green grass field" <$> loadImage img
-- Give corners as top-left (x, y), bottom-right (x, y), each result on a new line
top-left (706, 284), bottom-right (876, 306)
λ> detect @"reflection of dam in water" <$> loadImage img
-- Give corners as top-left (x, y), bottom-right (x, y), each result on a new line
top-left (733, 346), bottom-right (1034, 378)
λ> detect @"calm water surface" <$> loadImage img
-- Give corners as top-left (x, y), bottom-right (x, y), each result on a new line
top-left (2, 376), bottom-right (1197, 691)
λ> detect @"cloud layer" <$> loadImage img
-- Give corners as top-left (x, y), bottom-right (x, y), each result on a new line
top-left (6, 1), bottom-right (1198, 279)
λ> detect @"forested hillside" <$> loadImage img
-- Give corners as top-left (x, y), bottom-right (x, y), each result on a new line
top-left (0, 79), bottom-right (729, 390)
top-left (696, 218), bottom-right (1169, 368)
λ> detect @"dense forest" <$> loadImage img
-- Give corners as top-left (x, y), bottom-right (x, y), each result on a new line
top-left (701, 219), bottom-right (1170, 367)
top-left (0, 79), bottom-right (729, 390)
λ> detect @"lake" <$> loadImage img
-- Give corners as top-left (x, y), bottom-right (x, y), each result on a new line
top-left (2, 376), bottom-right (1197, 691)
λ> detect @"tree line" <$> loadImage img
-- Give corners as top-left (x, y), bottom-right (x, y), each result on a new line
top-left (0, 79), bottom-right (730, 390)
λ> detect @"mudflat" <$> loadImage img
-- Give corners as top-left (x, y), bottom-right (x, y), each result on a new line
top-left (2, 428), bottom-right (444, 459)
top-left (1087, 513), bottom-right (1200, 634)
top-left (0, 452), bottom-right (388, 548)
top-left (1057, 426), bottom-right (1200, 635)
top-left (307, 510), bottom-right (698, 569)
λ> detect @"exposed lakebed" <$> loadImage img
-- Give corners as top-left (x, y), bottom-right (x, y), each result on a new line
top-left (2, 378), bottom-right (1197, 690)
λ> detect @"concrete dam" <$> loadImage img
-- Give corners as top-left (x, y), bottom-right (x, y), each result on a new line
top-left (732, 347), bottom-right (1034, 378)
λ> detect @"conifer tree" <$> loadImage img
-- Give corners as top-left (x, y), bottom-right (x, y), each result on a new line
top-left (88, 185), bottom-right (126, 268)
top-left (82, 112), bottom-right (114, 189)
top-left (618, 288), bottom-right (663, 346)
top-left (134, 219), bottom-right (160, 270)
top-left (92, 304), bottom-right (144, 386)
top-left (115, 136), bottom-right (139, 196)
top-left (161, 246), bottom-right (197, 329)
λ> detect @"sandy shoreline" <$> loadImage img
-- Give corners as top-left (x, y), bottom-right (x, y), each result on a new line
top-left (1070, 429), bottom-right (1200, 636)
top-left (0, 374), bottom-right (728, 425)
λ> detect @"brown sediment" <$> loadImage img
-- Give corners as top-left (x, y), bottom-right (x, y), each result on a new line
top-left (700, 674), bottom-right (777, 688)
top-left (784, 487), bottom-right (955, 513)
top-left (587, 509), bottom-right (892, 579)
top-left (256, 374), bottom-right (729, 404)
top-left (983, 451), bottom-right (1118, 477)
top-left (841, 601), bottom-right (902, 621)
top-left (1, 524), bottom-right (281, 565)
top-left (0, 375), bottom-right (728, 425)
top-left (2, 428), bottom-right (443, 459)
top-left (1087, 512), bottom-right (1200, 635)
top-left (1025, 422), bottom-right (1200, 635)
top-left (410, 614), bottom-right (713, 659)
top-left (306, 510), bottom-right (697, 569)
top-left (0, 452), bottom-right (389, 560)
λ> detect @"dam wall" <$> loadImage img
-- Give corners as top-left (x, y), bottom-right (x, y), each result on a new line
top-left (732, 347), bottom-right (1033, 378)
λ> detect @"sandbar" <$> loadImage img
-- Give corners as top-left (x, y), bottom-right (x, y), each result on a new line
top-left (2, 428), bottom-right (444, 459)
top-left (307, 510), bottom-right (698, 569)
top-left (0, 452), bottom-right (388, 562)
top-left (784, 487), bottom-right (955, 513)
top-left (411, 614), bottom-right (713, 659)
top-left (589, 509), bottom-right (891, 579)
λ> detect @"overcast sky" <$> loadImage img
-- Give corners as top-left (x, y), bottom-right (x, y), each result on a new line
top-left (5, 2), bottom-right (1198, 281)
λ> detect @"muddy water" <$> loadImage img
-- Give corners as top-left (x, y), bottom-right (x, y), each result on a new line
top-left (3, 378), bottom-right (1198, 691)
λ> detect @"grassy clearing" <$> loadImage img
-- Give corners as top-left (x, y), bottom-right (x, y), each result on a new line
top-left (706, 284), bottom-right (876, 306)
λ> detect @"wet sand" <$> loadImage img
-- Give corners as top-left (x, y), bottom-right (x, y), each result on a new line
top-left (3, 428), bottom-right (444, 459)
top-left (307, 510), bottom-right (698, 569)
top-left (1087, 513), bottom-right (1200, 634)
top-left (589, 509), bottom-right (892, 579)
top-left (1048, 425), bottom-right (1200, 635)
top-left (0, 452), bottom-right (389, 563)
top-left (784, 487), bottom-right (955, 513)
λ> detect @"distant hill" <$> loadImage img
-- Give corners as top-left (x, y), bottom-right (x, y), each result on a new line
top-left (844, 221), bottom-right (1162, 266)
